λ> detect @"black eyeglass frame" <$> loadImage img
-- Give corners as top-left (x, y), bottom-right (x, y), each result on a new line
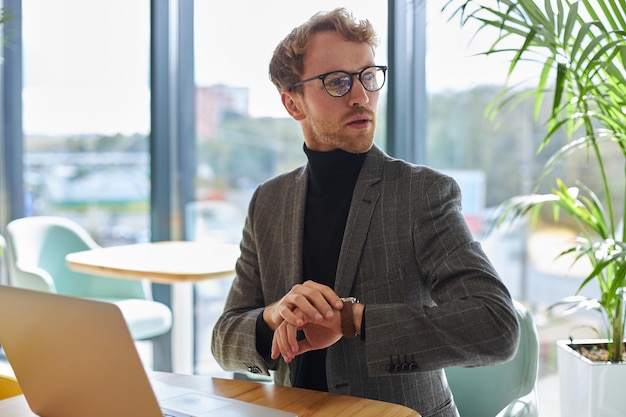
top-left (288, 65), bottom-right (388, 97)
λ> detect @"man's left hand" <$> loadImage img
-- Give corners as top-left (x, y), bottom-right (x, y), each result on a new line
top-left (270, 308), bottom-right (343, 363)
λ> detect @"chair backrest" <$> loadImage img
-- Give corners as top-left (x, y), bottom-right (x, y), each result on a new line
top-left (5, 216), bottom-right (148, 300)
top-left (0, 374), bottom-right (22, 400)
top-left (445, 300), bottom-right (539, 417)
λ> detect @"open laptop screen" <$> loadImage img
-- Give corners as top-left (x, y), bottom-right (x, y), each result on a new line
top-left (0, 285), bottom-right (296, 417)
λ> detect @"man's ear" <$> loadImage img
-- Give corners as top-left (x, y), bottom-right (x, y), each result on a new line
top-left (281, 91), bottom-right (305, 121)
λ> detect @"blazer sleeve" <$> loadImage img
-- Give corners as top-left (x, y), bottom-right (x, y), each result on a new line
top-left (362, 171), bottom-right (520, 376)
top-left (210, 186), bottom-right (277, 376)
top-left (211, 171), bottom-right (301, 380)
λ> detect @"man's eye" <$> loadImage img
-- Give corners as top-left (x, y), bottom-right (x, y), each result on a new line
top-left (326, 75), bottom-right (350, 89)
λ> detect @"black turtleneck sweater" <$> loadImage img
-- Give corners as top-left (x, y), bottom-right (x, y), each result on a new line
top-left (255, 145), bottom-right (367, 391)
top-left (295, 145), bottom-right (366, 391)
top-left (302, 145), bottom-right (367, 289)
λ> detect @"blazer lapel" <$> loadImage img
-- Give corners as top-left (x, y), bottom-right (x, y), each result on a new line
top-left (283, 165), bottom-right (308, 295)
top-left (333, 146), bottom-right (384, 297)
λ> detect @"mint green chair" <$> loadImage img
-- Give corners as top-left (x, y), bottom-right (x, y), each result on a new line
top-left (4, 216), bottom-right (172, 343)
top-left (445, 300), bottom-right (539, 417)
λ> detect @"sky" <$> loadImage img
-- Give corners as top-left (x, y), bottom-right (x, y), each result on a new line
top-left (20, 1), bottom-right (531, 136)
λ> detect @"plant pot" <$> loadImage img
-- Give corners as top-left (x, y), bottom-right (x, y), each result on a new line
top-left (557, 339), bottom-right (626, 417)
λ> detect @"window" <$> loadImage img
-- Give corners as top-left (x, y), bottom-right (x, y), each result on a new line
top-left (191, 1), bottom-right (388, 376)
top-left (427, 6), bottom-right (614, 411)
top-left (190, 2), bottom-right (388, 243)
top-left (21, 0), bottom-right (151, 245)
top-left (2, 6), bottom-right (586, 406)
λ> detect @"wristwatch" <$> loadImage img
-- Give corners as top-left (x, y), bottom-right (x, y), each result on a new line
top-left (340, 297), bottom-right (359, 338)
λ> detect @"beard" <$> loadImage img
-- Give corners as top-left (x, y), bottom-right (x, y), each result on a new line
top-left (304, 107), bottom-right (377, 154)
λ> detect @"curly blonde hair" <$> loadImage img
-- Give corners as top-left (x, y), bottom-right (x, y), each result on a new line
top-left (268, 8), bottom-right (379, 93)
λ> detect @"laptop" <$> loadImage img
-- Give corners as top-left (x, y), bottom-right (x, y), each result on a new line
top-left (0, 285), bottom-right (297, 417)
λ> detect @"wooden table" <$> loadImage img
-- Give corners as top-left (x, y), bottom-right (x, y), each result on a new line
top-left (0, 372), bottom-right (420, 417)
top-left (66, 241), bottom-right (240, 374)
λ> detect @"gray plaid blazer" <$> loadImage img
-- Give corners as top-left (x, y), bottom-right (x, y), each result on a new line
top-left (212, 145), bottom-right (519, 417)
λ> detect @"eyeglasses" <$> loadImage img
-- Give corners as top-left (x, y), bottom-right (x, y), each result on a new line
top-left (289, 65), bottom-right (387, 97)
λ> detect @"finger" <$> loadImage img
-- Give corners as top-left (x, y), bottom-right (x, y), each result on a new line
top-left (282, 290), bottom-right (324, 323)
top-left (285, 282), bottom-right (342, 321)
top-left (286, 322), bottom-right (299, 355)
top-left (302, 280), bottom-right (344, 310)
top-left (271, 324), bottom-right (289, 361)
top-left (276, 302), bottom-right (306, 327)
top-left (264, 300), bottom-right (305, 331)
top-left (271, 322), bottom-right (298, 363)
top-left (271, 327), bottom-right (281, 360)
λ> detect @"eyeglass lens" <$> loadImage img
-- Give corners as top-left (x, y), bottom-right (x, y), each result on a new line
top-left (324, 67), bottom-right (385, 97)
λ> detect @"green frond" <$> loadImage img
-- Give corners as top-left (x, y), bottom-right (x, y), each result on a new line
top-left (443, 0), bottom-right (626, 363)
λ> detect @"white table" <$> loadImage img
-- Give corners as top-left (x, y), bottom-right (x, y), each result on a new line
top-left (66, 241), bottom-right (240, 373)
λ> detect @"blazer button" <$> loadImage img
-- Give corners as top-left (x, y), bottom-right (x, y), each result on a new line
top-left (247, 366), bottom-right (261, 374)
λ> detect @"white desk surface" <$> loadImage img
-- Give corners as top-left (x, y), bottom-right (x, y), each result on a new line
top-left (66, 240), bottom-right (240, 283)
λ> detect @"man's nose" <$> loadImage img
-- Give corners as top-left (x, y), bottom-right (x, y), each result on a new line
top-left (348, 77), bottom-right (370, 106)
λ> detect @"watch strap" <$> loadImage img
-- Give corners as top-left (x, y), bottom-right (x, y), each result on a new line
top-left (340, 297), bottom-right (358, 338)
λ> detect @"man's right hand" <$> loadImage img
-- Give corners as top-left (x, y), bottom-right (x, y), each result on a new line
top-left (262, 280), bottom-right (343, 330)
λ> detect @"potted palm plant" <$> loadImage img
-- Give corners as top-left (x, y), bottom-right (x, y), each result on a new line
top-left (443, 1), bottom-right (626, 416)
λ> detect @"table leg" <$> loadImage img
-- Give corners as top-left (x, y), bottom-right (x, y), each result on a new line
top-left (172, 282), bottom-right (195, 374)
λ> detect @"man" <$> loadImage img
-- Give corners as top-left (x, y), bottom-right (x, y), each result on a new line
top-left (212, 8), bottom-right (519, 416)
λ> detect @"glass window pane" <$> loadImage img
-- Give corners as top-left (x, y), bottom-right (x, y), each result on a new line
top-left (429, 5), bottom-right (618, 413)
top-left (192, 1), bottom-right (387, 376)
top-left (22, 0), bottom-right (151, 245)
top-left (426, 5), bottom-right (540, 297)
